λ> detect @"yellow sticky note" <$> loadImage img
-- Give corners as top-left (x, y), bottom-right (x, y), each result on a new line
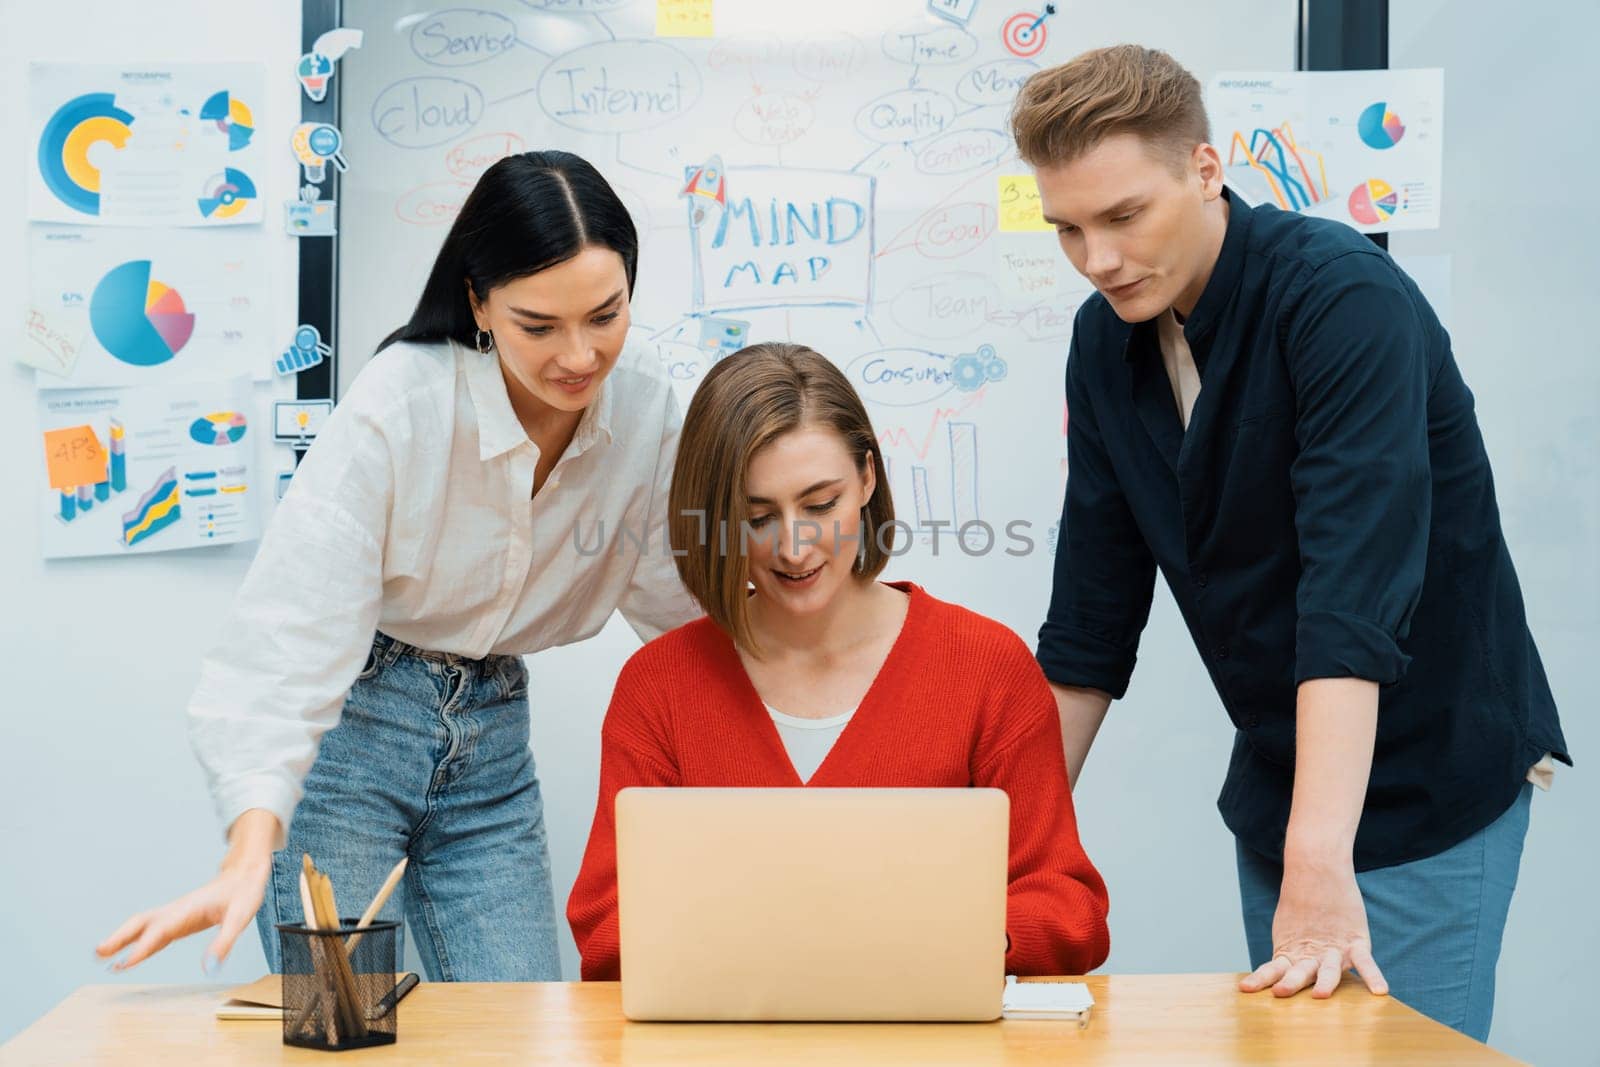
top-left (657, 0), bottom-right (713, 37)
top-left (997, 174), bottom-right (1053, 233)
top-left (43, 424), bottom-right (107, 491)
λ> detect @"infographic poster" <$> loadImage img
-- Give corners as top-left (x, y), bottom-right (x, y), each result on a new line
top-left (29, 62), bottom-right (267, 227)
top-left (28, 225), bottom-right (266, 388)
top-left (1208, 69), bottom-right (1443, 233)
top-left (36, 377), bottom-right (261, 559)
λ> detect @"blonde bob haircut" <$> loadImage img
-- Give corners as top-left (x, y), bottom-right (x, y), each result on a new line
top-left (668, 342), bottom-right (896, 652)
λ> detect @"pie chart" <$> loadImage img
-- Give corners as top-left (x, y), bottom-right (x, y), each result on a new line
top-left (188, 412), bottom-right (248, 446)
top-left (89, 260), bottom-right (196, 367)
top-left (1357, 102), bottom-right (1405, 149)
top-left (1348, 179), bottom-right (1401, 226)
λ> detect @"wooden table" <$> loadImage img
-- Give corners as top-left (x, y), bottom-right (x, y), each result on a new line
top-left (0, 974), bottom-right (1521, 1065)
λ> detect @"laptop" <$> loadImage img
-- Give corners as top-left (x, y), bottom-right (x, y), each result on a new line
top-left (615, 787), bottom-right (1009, 1021)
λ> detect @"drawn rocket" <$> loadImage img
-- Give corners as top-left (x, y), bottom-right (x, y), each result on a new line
top-left (680, 154), bottom-right (728, 226)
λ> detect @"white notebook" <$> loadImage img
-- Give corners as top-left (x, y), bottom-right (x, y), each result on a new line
top-left (1001, 976), bottom-right (1095, 1023)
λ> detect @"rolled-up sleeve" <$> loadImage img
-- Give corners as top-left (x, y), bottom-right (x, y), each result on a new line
top-left (1036, 334), bottom-right (1157, 698)
top-left (186, 377), bottom-right (397, 847)
top-left (1283, 255), bottom-right (1430, 686)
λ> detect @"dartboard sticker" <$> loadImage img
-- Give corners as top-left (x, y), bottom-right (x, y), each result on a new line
top-left (1001, 11), bottom-right (1050, 58)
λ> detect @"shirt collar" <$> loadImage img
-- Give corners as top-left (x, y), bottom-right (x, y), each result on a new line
top-left (571, 367), bottom-right (616, 451)
top-left (1182, 185), bottom-right (1252, 343)
top-left (461, 340), bottom-right (616, 462)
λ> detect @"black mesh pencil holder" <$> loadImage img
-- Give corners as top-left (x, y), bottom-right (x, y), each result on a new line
top-left (277, 920), bottom-right (401, 1051)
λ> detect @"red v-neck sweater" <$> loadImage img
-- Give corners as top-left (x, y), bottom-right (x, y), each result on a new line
top-left (567, 582), bottom-right (1111, 980)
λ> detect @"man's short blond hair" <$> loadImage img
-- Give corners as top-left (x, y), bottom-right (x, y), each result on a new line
top-left (1010, 44), bottom-right (1210, 170)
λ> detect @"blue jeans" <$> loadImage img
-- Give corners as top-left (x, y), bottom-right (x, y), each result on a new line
top-left (255, 632), bottom-right (561, 981)
top-left (1236, 782), bottom-right (1532, 1043)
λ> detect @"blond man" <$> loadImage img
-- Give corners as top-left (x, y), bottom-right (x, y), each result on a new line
top-left (1015, 45), bottom-right (1567, 1042)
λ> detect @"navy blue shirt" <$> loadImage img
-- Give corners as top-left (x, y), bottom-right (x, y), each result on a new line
top-left (1037, 189), bottom-right (1570, 871)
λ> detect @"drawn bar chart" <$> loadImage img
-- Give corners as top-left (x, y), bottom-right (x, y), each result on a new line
top-left (909, 421), bottom-right (980, 535)
top-left (57, 417), bottom-right (126, 523)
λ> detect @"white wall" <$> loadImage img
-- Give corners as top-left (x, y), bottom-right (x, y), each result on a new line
top-left (1388, 2), bottom-right (1600, 1064)
top-left (0, 0), bottom-right (302, 1041)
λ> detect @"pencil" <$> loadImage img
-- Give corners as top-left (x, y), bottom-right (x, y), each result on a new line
top-left (297, 857), bottom-right (339, 1043)
top-left (310, 868), bottom-right (368, 1038)
top-left (290, 869), bottom-right (319, 1036)
top-left (297, 865), bottom-right (316, 928)
top-left (345, 857), bottom-right (407, 955)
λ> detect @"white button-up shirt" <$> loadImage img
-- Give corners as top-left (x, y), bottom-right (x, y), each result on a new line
top-left (188, 333), bottom-right (700, 844)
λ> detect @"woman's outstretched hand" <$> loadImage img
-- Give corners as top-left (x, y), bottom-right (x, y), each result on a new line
top-left (95, 809), bottom-right (279, 973)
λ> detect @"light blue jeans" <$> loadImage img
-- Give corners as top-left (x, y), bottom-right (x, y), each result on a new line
top-left (1237, 782), bottom-right (1532, 1043)
top-left (255, 631), bottom-right (561, 981)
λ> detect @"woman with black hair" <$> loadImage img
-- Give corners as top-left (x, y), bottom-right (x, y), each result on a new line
top-left (96, 151), bottom-right (697, 981)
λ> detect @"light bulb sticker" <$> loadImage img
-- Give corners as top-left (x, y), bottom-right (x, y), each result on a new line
top-left (273, 399), bottom-right (334, 443)
top-left (291, 123), bottom-right (348, 184)
top-left (291, 124), bottom-right (325, 184)
top-left (296, 52), bottom-right (333, 102)
top-left (296, 27), bottom-right (364, 102)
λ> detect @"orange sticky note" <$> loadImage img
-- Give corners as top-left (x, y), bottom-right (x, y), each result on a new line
top-left (42, 424), bottom-right (107, 490)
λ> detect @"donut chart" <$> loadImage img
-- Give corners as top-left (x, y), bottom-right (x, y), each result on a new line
top-left (199, 90), bottom-right (256, 151)
top-left (198, 167), bottom-right (258, 219)
top-left (37, 92), bottom-right (135, 216)
top-left (188, 412), bottom-right (248, 446)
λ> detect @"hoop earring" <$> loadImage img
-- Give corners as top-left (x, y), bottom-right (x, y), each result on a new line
top-left (475, 328), bottom-right (495, 354)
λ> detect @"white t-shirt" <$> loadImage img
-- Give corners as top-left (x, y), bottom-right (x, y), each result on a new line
top-left (1156, 308), bottom-right (1201, 430)
top-left (766, 704), bottom-right (856, 783)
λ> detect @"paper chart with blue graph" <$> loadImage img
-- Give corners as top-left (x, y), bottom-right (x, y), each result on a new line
top-left (27, 225), bottom-right (268, 389)
top-left (28, 62), bottom-right (267, 227)
top-left (338, 0), bottom-right (1112, 618)
top-left (36, 377), bottom-right (261, 559)
top-left (1206, 68), bottom-right (1443, 233)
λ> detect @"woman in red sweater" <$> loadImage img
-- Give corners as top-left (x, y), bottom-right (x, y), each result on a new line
top-left (567, 342), bottom-right (1109, 980)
